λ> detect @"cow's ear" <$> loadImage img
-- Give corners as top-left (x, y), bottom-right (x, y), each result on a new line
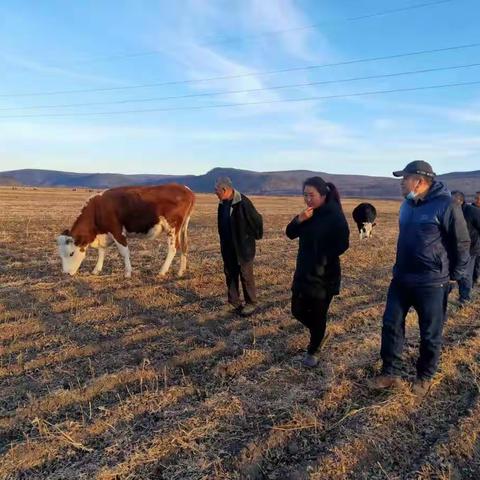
top-left (61, 229), bottom-right (70, 236)
top-left (373, 222), bottom-right (377, 227)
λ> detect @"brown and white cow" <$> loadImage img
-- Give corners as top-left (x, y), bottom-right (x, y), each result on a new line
top-left (57, 184), bottom-right (195, 278)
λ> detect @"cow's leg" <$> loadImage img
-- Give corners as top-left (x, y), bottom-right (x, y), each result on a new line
top-left (159, 230), bottom-right (177, 277)
top-left (92, 246), bottom-right (106, 274)
top-left (110, 229), bottom-right (131, 278)
top-left (178, 253), bottom-right (187, 277)
top-left (114, 240), bottom-right (132, 278)
top-left (177, 215), bottom-right (190, 277)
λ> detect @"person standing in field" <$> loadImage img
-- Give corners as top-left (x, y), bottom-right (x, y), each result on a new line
top-left (370, 161), bottom-right (470, 396)
top-left (215, 177), bottom-right (263, 316)
top-left (451, 190), bottom-right (480, 303)
top-left (472, 191), bottom-right (480, 285)
top-left (472, 191), bottom-right (480, 209)
top-left (286, 177), bottom-right (350, 368)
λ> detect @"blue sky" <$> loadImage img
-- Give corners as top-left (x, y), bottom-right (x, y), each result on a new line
top-left (0, 0), bottom-right (479, 176)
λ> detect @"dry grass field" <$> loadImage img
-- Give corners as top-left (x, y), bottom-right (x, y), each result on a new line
top-left (0, 187), bottom-right (479, 480)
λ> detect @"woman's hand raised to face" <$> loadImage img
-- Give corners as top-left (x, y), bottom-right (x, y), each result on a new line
top-left (298, 207), bottom-right (314, 223)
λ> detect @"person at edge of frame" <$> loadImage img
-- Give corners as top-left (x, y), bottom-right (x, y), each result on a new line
top-left (369, 160), bottom-right (470, 397)
top-left (451, 190), bottom-right (480, 304)
top-left (471, 191), bottom-right (480, 285)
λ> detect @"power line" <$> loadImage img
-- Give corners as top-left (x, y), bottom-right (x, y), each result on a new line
top-left (58, 0), bottom-right (456, 66)
top-left (204, 0), bottom-right (456, 46)
top-left (2, 61), bottom-right (480, 111)
top-left (1, 41), bottom-right (479, 99)
top-left (1, 79), bottom-right (478, 119)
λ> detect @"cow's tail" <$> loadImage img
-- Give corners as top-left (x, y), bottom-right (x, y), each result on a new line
top-left (179, 194), bottom-right (195, 255)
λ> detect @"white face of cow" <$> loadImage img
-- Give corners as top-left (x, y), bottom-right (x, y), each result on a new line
top-left (359, 222), bottom-right (374, 240)
top-left (57, 235), bottom-right (87, 275)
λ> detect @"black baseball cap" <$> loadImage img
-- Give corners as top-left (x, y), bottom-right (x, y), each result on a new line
top-left (392, 160), bottom-right (436, 178)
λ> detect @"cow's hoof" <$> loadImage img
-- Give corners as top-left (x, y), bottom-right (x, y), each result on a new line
top-left (125, 272), bottom-right (132, 278)
top-left (92, 269), bottom-right (101, 275)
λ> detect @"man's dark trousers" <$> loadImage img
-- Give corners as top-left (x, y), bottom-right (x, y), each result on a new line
top-left (222, 247), bottom-right (256, 308)
top-left (381, 280), bottom-right (449, 380)
top-left (474, 255), bottom-right (480, 284)
top-left (458, 254), bottom-right (477, 301)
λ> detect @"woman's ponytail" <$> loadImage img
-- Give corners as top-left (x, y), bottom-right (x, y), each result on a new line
top-left (326, 182), bottom-right (342, 208)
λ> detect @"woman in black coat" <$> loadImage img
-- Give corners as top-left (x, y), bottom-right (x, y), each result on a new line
top-left (286, 177), bottom-right (350, 367)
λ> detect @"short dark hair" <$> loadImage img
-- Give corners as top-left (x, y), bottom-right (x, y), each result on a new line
top-left (451, 190), bottom-right (465, 202)
top-left (215, 177), bottom-right (233, 189)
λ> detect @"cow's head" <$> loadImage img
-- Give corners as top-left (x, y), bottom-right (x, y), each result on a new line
top-left (57, 229), bottom-right (87, 275)
top-left (359, 222), bottom-right (375, 240)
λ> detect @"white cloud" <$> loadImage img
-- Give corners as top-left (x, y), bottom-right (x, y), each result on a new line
top-left (445, 107), bottom-right (480, 124)
top-left (0, 121), bottom-right (292, 144)
top-left (291, 118), bottom-right (358, 148)
top-left (373, 118), bottom-right (396, 130)
top-left (242, 0), bottom-right (327, 62)
top-left (144, 0), bottom-right (332, 118)
top-left (0, 52), bottom-right (125, 85)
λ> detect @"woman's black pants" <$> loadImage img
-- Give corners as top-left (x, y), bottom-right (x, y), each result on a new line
top-left (291, 292), bottom-right (333, 355)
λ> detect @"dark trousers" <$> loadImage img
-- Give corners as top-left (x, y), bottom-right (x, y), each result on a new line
top-left (222, 249), bottom-right (257, 307)
top-left (291, 292), bottom-right (333, 355)
top-left (473, 254), bottom-right (480, 284)
top-left (458, 254), bottom-right (477, 301)
top-left (381, 280), bottom-right (449, 380)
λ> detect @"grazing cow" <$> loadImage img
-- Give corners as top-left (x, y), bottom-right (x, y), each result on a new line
top-left (352, 203), bottom-right (377, 240)
top-left (57, 184), bottom-right (195, 278)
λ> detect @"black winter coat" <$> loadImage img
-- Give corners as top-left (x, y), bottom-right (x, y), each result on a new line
top-left (462, 203), bottom-right (480, 255)
top-left (217, 190), bottom-right (263, 265)
top-left (286, 201), bottom-right (350, 299)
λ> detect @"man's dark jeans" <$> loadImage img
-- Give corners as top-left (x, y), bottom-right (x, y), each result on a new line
top-left (458, 254), bottom-right (477, 301)
top-left (381, 279), bottom-right (449, 380)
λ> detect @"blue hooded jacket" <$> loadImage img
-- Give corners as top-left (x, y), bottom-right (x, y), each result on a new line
top-left (393, 181), bottom-right (470, 286)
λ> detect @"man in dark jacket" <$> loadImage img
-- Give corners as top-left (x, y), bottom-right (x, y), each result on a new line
top-left (215, 177), bottom-right (263, 316)
top-left (452, 191), bottom-right (480, 302)
top-left (473, 191), bottom-right (480, 284)
top-left (473, 191), bottom-right (480, 209)
top-left (370, 161), bottom-right (470, 396)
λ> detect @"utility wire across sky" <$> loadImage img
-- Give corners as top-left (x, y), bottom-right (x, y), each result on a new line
top-left (1, 79), bottom-right (478, 119)
top-left (54, 0), bottom-right (456, 66)
top-left (1, 41), bottom-right (478, 99)
top-left (1, 61), bottom-right (479, 111)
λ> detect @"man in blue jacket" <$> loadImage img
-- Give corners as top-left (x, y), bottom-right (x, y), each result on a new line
top-left (370, 161), bottom-right (470, 396)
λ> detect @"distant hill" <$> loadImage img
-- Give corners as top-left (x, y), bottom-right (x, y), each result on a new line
top-left (0, 174), bottom-right (23, 186)
top-left (0, 169), bottom-right (172, 189)
top-left (1, 167), bottom-right (479, 198)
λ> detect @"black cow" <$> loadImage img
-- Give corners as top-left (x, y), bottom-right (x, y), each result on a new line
top-left (352, 203), bottom-right (377, 239)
